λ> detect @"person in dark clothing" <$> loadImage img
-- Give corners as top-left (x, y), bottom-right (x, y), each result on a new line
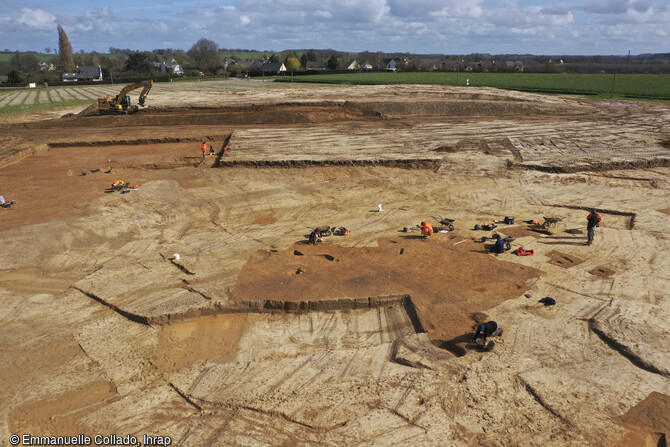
top-left (492, 237), bottom-right (506, 254)
top-left (473, 321), bottom-right (503, 343)
top-left (308, 230), bottom-right (321, 245)
top-left (586, 209), bottom-right (602, 246)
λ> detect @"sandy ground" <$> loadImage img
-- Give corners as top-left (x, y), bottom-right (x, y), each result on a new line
top-left (0, 81), bottom-right (669, 446)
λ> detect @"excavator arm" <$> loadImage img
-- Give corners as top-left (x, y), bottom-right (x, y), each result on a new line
top-left (137, 81), bottom-right (153, 106)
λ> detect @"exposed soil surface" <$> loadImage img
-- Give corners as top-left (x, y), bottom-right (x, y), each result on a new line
top-left (547, 250), bottom-right (585, 268)
top-left (232, 237), bottom-right (538, 342)
top-left (589, 265), bottom-right (616, 278)
top-left (614, 392), bottom-right (670, 447)
top-left (154, 313), bottom-right (247, 372)
top-left (1, 82), bottom-right (669, 446)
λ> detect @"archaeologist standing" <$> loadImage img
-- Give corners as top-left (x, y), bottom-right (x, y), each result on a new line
top-left (201, 141), bottom-right (208, 158)
top-left (586, 209), bottom-right (602, 246)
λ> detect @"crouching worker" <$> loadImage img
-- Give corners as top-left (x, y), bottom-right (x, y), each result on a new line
top-left (491, 236), bottom-right (506, 254)
top-left (473, 321), bottom-right (503, 350)
top-left (308, 230), bottom-right (322, 245)
top-left (420, 221), bottom-right (433, 238)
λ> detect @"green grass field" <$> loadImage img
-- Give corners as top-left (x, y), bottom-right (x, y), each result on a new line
top-left (278, 72), bottom-right (670, 99)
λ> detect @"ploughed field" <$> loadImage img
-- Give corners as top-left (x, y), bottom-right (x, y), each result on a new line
top-left (0, 82), bottom-right (669, 446)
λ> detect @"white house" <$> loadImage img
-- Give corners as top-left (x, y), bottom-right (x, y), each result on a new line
top-left (344, 60), bottom-right (360, 70)
top-left (158, 61), bottom-right (184, 76)
top-left (384, 59), bottom-right (398, 72)
top-left (260, 62), bottom-right (286, 74)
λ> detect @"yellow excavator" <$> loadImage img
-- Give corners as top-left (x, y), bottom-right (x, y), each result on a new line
top-left (97, 80), bottom-right (153, 114)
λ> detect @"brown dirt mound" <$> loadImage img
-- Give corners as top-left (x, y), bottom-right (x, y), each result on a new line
top-left (231, 236), bottom-right (540, 343)
top-left (77, 103), bottom-right (99, 116)
top-left (614, 392), bottom-right (670, 447)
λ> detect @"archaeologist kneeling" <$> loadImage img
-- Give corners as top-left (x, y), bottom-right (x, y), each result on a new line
top-left (419, 221), bottom-right (434, 238)
top-left (491, 235), bottom-right (507, 254)
top-left (473, 321), bottom-right (503, 350)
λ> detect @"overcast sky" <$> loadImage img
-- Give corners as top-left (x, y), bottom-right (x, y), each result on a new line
top-left (1, 0), bottom-right (668, 55)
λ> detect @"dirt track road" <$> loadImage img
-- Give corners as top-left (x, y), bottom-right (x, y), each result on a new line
top-left (0, 82), bottom-right (669, 446)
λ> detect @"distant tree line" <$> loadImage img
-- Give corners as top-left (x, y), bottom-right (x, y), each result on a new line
top-left (2, 27), bottom-right (669, 86)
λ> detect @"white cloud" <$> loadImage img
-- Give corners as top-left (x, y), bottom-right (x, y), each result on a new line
top-left (1, 0), bottom-right (668, 55)
top-left (84, 6), bottom-right (112, 20)
top-left (313, 10), bottom-right (332, 19)
top-left (17, 8), bottom-right (56, 29)
top-left (548, 11), bottom-right (575, 26)
top-left (75, 23), bottom-right (94, 32)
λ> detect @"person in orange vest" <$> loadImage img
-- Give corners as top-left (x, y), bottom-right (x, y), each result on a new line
top-left (420, 221), bottom-right (433, 238)
top-left (586, 209), bottom-right (603, 246)
top-left (201, 141), bottom-right (207, 157)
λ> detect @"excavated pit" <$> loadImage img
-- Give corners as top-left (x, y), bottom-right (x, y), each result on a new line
top-left (547, 251), bottom-right (584, 269)
top-left (151, 297), bottom-right (427, 374)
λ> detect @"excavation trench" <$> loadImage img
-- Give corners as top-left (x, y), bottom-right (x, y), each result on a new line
top-left (588, 318), bottom-right (670, 377)
top-left (48, 134), bottom-right (231, 148)
top-left (75, 287), bottom-right (424, 329)
top-left (214, 158), bottom-right (441, 169)
top-left (513, 157), bottom-right (670, 174)
top-left (151, 296), bottom-right (431, 374)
